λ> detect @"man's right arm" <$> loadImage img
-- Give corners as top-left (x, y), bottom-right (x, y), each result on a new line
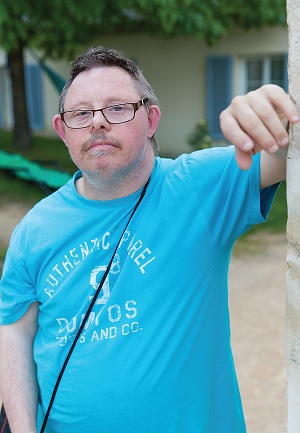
top-left (0, 302), bottom-right (39, 433)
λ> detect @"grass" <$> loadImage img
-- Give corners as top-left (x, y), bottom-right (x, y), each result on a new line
top-left (0, 129), bottom-right (77, 206)
top-left (245, 180), bottom-right (287, 235)
top-left (0, 130), bottom-right (76, 172)
top-left (233, 180), bottom-right (287, 255)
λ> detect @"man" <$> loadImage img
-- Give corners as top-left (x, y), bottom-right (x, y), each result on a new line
top-left (0, 46), bottom-right (298, 433)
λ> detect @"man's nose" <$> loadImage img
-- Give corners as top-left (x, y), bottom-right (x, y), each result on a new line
top-left (90, 110), bottom-right (110, 130)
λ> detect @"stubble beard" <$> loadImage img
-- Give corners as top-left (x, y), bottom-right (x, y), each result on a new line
top-left (69, 132), bottom-right (148, 193)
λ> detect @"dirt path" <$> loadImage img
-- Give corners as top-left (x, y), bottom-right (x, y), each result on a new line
top-left (0, 204), bottom-right (289, 432)
top-left (229, 233), bottom-right (287, 433)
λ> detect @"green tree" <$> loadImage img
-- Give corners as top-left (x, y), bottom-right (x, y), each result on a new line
top-left (0, 0), bottom-right (287, 149)
top-left (0, 0), bottom-right (110, 149)
top-left (124, 0), bottom-right (286, 44)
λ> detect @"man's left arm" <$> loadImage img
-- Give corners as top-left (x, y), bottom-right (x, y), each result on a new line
top-left (220, 84), bottom-right (300, 188)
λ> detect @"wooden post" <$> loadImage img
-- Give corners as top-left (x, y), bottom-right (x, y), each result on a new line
top-left (286, 1), bottom-right (300, 431)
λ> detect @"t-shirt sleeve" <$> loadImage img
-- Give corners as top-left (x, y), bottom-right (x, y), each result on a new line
top-left (185, 146), bottom-right (280, 246)
top-left (0, 219), bottom-right (38, 325)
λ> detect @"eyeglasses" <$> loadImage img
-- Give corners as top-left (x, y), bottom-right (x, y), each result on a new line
top-left (60, 98), bottom-right (149, 129)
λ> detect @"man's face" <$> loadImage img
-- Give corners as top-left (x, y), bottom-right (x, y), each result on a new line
top-left (53, 67), bottom-right (160, 180)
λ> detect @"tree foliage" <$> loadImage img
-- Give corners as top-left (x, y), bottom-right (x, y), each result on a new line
top-left (0, 0), bottom-right (287, 57)
top-left (123, 0), bottom-right (287, 44)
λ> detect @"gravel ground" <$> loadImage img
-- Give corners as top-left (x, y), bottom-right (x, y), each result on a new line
top-left (229, 233), bottom-right (287, 433)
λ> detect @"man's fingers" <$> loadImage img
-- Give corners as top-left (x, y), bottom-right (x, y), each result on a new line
top-left (225, 95), bottom-right (286, 153)
top-left (219, 111), bottom-right (254, 152)
top-left (246, 90), bottom-right (291, 147)
top-left (235, 148), bottom-right (254, 170)
top-left (220, 86), bottom-right (299, 149)
top-left (220, 84), bottom-right (300, 170)
top-left (219, 112), bottom-right (256, 170)
top-left (258, 84), bottom-right (300, 125)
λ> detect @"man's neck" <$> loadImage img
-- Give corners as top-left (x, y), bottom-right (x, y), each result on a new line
top-left (75, 159), bottom-right (154, 201)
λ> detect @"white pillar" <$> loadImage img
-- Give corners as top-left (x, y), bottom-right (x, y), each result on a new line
top-left (286, 1), bottom-right (300, 431)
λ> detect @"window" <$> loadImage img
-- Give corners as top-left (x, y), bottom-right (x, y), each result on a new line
top-left (244, 55), bottom-right (287, 92)
top-left (206, 54), bottom-right (287, 140)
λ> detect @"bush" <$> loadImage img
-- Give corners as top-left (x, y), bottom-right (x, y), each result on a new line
top-left (187, 119), bottom-right (212, 151)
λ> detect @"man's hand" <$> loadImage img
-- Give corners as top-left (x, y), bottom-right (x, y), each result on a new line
top-left (220, 84), bottom-right (300, 170)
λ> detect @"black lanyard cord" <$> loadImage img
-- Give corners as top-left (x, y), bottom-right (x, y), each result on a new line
top-left (40, 178), bottom-right (150, 433)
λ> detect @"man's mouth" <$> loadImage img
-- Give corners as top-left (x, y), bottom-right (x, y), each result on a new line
top-left (84, 134), bottom-right (119, 154)
top-left (87, 142), bottom-right (116, 152)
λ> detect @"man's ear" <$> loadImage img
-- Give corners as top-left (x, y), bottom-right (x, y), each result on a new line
top-left (53, 114), bottom-right (68, 145)
top-left (147, 105), bottom-right (161, 139)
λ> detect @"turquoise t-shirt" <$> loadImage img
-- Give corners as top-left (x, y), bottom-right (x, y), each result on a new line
top-left (0, 147), bottom-right (279, 433)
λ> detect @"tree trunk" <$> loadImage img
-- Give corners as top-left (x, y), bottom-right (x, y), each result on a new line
top-left (8, 42), bottom-right (33, 150)
top-left (286, 1), bottom-right (300, 431)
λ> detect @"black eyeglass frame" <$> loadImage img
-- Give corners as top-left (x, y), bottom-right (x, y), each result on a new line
top-left (60, 97), bottom-right (149, 129)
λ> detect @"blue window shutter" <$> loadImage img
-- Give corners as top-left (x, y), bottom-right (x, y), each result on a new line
top-left (283, 53), bottom-right (288, 92)
top-left (24, 64), bottom-right (44, 130)
top-left (206, 56), bottom-right (233, 139)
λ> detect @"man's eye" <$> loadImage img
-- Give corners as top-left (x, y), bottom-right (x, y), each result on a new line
top-left (106, 104), bottom-right (129, 114)
top-left (107, 105), bottom-right (127, 113)
top-left (74, 111), bottom-right (90, 117)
